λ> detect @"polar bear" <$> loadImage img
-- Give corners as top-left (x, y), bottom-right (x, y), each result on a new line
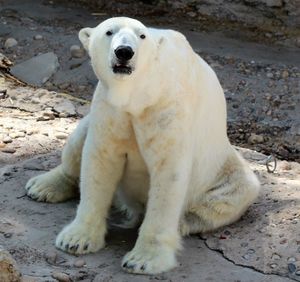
top-left (25, 17), bottom-right (260, 274)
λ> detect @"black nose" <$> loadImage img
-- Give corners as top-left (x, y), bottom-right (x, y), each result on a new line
top-left (114, 46), bottom-right (134, 61)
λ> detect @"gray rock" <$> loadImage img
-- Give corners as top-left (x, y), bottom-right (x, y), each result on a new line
top-left (55, 132), bottom-right (68, 140)
top-left (51, 272), bottom-right (70, 282)
top-left (3, 136), bottom-right (12, 144)
top-left (4, 38), bottom-right (18, 48)
top-left (70, 45), bottom-right (85, 58)
top-left (73, 258), bottom-right (86, 268)
top-left (33, 34), bottom-right (43, 40)
top-left (53, 100), bottom-right (76, 117)
top-left (10, 52), bottom-right (59, 86)
top-left (263, 0), bottom-right (283, 7)
top-left (247, 133), bottom-right (264, 144)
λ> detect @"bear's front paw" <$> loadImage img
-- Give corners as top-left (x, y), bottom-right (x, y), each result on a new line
top-left (55, 220), bottom-right (105, 254)
top-left (122, 243), bottom-right (177, 274)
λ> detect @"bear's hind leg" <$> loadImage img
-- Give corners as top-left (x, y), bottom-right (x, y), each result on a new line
top-left (180, 152), bottom-right (260, 235)
top-left (26, 115), bottom-right (89, 203)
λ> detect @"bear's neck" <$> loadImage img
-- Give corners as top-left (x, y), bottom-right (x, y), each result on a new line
top-left (103, 72), bottom-right (163, 116)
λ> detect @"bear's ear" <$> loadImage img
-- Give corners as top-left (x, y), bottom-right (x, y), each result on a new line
top-left (79, 27), bottom-right (93, 51)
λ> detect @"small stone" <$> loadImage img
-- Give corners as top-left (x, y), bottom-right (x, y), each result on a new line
top-left (9, 132), bottom-right (25, 139)
top-left (4, 38), bottom-right (18, 48)
top-left (51, 272), bottom-right (71, 282)
top-left (247, 249), bottom-right (255, 254)
top-left (1, 148), bottom-right (16, 154)
top-left (26, 129), bottom-right (38, 135)
top-left (242, 254), bottom-right (250, 260)
top-left (44, 251), bottom-right (57, 264)
top-left (55, 133), bottom-right (68, 140)
top-left (281, 70), bottom-right (289, 79)
top-left (270, 263), bottom-right (278, 269)
top-left (288, 257), bottom-right (296, 263)
top-left (187, 12), bottom-right (197, 18)
top-left (296, 270), bottom-right (300, 276)
top-left (54, 100), bottom-right (76, 117)
top-left (266, 72), bottom-right (274, 78)
top-left (264, 0), bottom-right (283, 7)
top-left (288, 263), bottom-right (296, 273)
top-left (73, 258), bottom-right (86, 268)
top-left (70, 45), bottom-right (85, 58)
top-left (247, 133), bottom-right (264, 144)
top-left (43, 111), bottom-right (55, 120)
top-left (36, 115), bottom-right (51, 121)
top-left (241, 242), bottom-right (248, 247)
top-left (33, 34), bottom-right (43, 40)
top-left (3, 136), bottom-right (12, 144)
top-left (265, 33), bottom-right (272, 38)
top-left (271, 253), bottom-right (281, 260)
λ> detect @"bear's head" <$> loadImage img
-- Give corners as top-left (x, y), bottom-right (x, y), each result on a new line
top-left (79, 17), bottom-right (158, 85)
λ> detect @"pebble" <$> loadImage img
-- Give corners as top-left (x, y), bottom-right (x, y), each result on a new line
top-left (44, 251), bottom-right (57, 264)
top-left (281, 70), bottom-right (289, 79)
top-left (43, 111), bottom-right (55, 120)
top-left (288, 257), bottom-right (296, 263)
top-left (265, 33), bottom-right (272, 38)
top-left (1, 148), bottom-right (16, 154)
top-left (51, 272), bottom-right (71, 282)
top-left (241, 242), bottom-right (248, 247)
top-left (55, 133), bottom-right (68, 140)
top-left (26, 129), bottom-right (38, 135)
top-left (288, 263), bottom-right (296, 273)
top-left (271, 253), bottom-right (281, 260)
top-left (247, 249), bottom-right (255, 254)
top-left (296, 270), bottom-right (300, 276)
top-left (36, 115), bottom-right (51, 121)
top-left (270, 263), bottom-right (278, 269)
top-left (4, 38), bottom-right (18, 48)
top-left (187, 11), bottom-right (197, 18)
top-left (266, 72), bottom-right (274, 78)
top-left (33, 34), bottom-right (43, 40)
top-left (242, 254), bottom-right (250, 260)
top-left (3, 136), bottom-right (12, 143)
top-left (70, 45), bottom-right (85, 58)
top-left (9, 132), bottom-right (25, 139)
top-left (73, 258), bottom-right (86, 268)
top-left (247, 133), bottom-right (264, 144)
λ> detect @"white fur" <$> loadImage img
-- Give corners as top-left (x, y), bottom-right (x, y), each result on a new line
top-left (25, 17), bottom-right (260, 275)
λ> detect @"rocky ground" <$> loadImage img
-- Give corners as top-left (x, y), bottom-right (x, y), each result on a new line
top-left (0, 0), bottom-right (299, 281)
top-left (0, 0), bottom-right (299, 162)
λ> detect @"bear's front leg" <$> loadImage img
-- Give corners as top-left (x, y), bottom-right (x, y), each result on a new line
top-left (56, 99), bottom-right (130, 255)
top-left (122, 109), bottom-right (191, 274)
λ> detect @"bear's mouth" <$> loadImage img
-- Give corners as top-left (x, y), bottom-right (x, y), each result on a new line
top-left (112, 63), bottom-right (133, 75)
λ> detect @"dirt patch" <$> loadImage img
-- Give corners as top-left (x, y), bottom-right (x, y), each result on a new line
top-left (0, 0), bottom-right (299, 162)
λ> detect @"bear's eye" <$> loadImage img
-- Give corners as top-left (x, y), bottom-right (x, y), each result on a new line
top-left (140, 34), bottom-right (146, 39)
top-left (106, 30), bottom-right (113, 36)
